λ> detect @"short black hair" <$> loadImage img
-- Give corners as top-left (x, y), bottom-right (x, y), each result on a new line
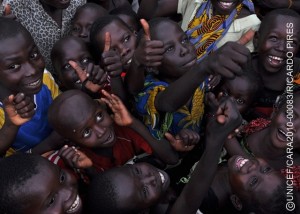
top-left (109, 5), bottom-right (140, 31)
top-left (241, 182), bottom-right (294, 214)
top-left (87, 170), bottom-right (140, 214)
top-left (259, 8), bottom-right (300, 35)
top-left (72, 2), bottom-right (108, 22)
top-left (90, 15), bottom-right (133, 57)
top-left (0, 17), bottom-right (32, 42)
top-left (0, 154), bottom-right (43, 214)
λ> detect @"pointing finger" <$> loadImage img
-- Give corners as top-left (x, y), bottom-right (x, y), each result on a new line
top-left (104, 32), bottom-right (111, 52)
top-left (140, 19), bottom-right (151, 41)
top-left (237, 29), bottom-right (255, 45)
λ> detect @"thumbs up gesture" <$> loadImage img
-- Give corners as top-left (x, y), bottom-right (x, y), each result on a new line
top-left (100, 32), bottom-right (123, 78)
top-left (132, 19), bottom-right (164, 68)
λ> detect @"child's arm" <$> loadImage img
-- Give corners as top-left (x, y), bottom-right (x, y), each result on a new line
top-left (224, 137), bottom-right (250, 158)
top-left (169, 98), bottom-right (242, 214)
top-left (101, 90), bottom-right (179, 165)
top-left (0, 93), bottom-right (35, 155)
top-left (101, 32), bottom-right (128, 103)
top-left (155, 30), bottom-right (254, 113)
top-left (124, 19), bottom-right (164, 95)
top-left (138, 0), bottom-right (178, 20)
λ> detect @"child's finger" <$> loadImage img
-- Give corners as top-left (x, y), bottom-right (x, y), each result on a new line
top-left (69, 60), bottom-right (88, 83)
top-left (164, 132), bottom-right (177, 144)
top-left (237, 29), bottom-right (255, 45)
top-left (4, 4), bottom-right (11, 16)
top-left (140, 19), bottom-right (151, 41)
top-left (104, 32), bottom-right (111, 52)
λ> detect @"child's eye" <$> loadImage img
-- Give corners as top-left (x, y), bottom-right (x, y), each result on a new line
top-left (83, 129), bottom-right (92, 138)
top-left (165, 46), bottom-right (174, 53)
top-left (269, 36), bottom-right (277, 42)
top-left (81, 58), bottom-right (89, 64)
top-left (47, 194), bottom-right (57, 208)
top-left (72, 26), bottom-right (80, 33)
top-left (236, 98), bottom-right (245, 105)
top-left (96, 112), bottom-right (103, 122)
top-left (249, 176), bottom-right (258, 188)
top-left (142, 186), bottom-right (148, 198)
top-left (222, 91), bottom-right (229, 97)
top-left (30, 52), bottom-right (39, 59)
top-left (8, 64), bottom-right (21, 70)
top-left (124, 35), bottom-right (130, 43)
top-left (64, 63), bottom-right (71, 70)
top-left (181, 37), bottom-right (189, 44)
top-left (60, 171), bottom-right (66, 183)
top-left (262, 166), bottom-right (272, 173)
top-left (134, 167), bottom-right (140, 175)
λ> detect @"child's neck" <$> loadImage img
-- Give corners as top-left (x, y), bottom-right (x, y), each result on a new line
top-left (93, 146), bottom-right (114, 157)
top-left (254, 58), bottom-right (286, 91)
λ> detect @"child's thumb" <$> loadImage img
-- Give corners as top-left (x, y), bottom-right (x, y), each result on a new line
top-left (237, 29), bottom-right (255, 45)
top-left (140, 19), bottom-right (151, 41)
top-left (165, 132), bottom-right (176, 144)
top-left (4, 4), bottom-right (11, 16)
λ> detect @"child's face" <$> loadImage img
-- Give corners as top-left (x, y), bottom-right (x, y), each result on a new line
top-left (219, 76), bottom-right (254, 114)
top-left (40, 0), bottom-right (71, 9)
top-left (153, 21), bottom-right (197, 82)
top-left (269, 94), bottom-right (300, 150)
top-left (64, 96), bottom-right (116, 149)
top-left (0, 32), bottom-right (45, 95)
top-left (108, 163), bottom-right (170, 212)
top-left (96, 20), bottom-right (136, 71)
top-left (19, 158), bottom-right (82, 214)
top-left (71, 8), bottom-right (107, 43)
top-left (211, 0), bottom-right (243, 15)
top-left (256, 15), bottom-right (300, 73)
top-left (52, 38), bottom-right (92, 90)
top-left (228, 156), bottom-right (283, 202)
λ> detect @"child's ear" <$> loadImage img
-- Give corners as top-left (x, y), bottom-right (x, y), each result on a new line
top-left (253, 31), bottom-right (259, 51)
top-left (230, 194), bottom-right (243, 211)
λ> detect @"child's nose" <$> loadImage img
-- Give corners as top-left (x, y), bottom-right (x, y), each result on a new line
top-left (180, 45), bottom-right (189, 56)
top-left (120, 45), bottom-right (129, 57)
top-left (94, 125), bottom-right (106, 138)
top-left (79, 28), bottom-right (88, 38)
top-left (275, 40), bottom-right (287, 52)
top-left (24, 62), bottom-right (37, 76)
top-left (141, 174), bottom-right (156, 186)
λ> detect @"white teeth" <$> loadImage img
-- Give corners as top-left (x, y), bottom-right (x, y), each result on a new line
top-left (236, 157), bottom-right (249, 171)
top-left (27, 79), bottom-right (40, 86)
top-left (268, 55), bottom-right (283, 64)
top-left (126, 58), bottom-right (132, 65)
top-left (159, 172), bottom-right (165, 184)
top-left (66, 195), bottom-right (81, 213)
top-left (75, 80), bottom-right (81, 84)
top-left (220, 1), bottom-right (233, 7)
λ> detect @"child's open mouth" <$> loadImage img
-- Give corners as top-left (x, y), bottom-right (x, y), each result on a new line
top-left (218, 1), bottom-right (234, 10)
top-left (66, 194), bottom-right (81, 213)
top-left (267, 55), bottom-right (284, 67)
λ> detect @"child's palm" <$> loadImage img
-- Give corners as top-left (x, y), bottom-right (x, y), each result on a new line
top-left (101, 90), bottom-right (133, 126)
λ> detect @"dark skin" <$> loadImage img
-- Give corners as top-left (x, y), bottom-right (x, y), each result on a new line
top-left (87, 0), bottom-right (131, 11)
top-left (126, 19), bottom-right (251, 113)
top-left (16, 158), bottom-right (82, 214)
top-left (138, 0), bottom-right (251, 21)
top-left (49, 90), bottom-right (180, 169)
top-left (252, 15), bottom-right (300, 92)
top-left (39, 0), bottom-right (71, 28)
top-left (0, 30), bottom-right (64, 155)
top-left (257, 0), bottom-right (300, 13)
top-left (71, 6), bottom-right (108, 43)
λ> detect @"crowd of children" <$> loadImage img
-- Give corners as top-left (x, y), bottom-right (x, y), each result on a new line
top-left (0, 0), bottom-right (299, 213)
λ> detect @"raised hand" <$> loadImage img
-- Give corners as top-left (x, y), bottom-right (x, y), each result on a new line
top-left (133, 19), bottom-right (164, 67)
top-left (58, 145), bottom-right (93, 169)
top-left (101, 32), bottom-right (123, 77)
top-left (165, 129), bottom-right (200, 152)
top-left (206, 97), bottom-right (242, 140)
top-left (201, 29), bottom-right (255, 79)
top-left (3, 93), bottom-right (35, 126)
top-left (100, 89), bottom-right (133, 126)
top-left (69, 60), bottom-right (108, 93)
